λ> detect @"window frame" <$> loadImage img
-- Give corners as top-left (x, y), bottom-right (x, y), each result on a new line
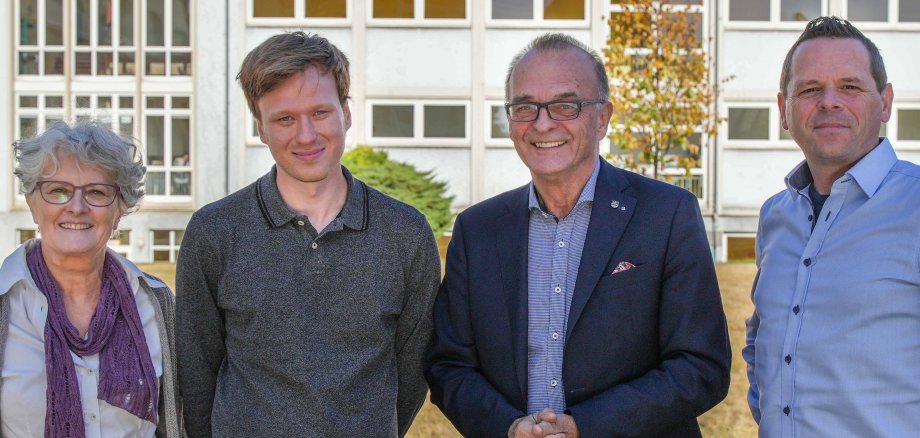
top-left (724, 0), bottom-right (828, 29)
top-left (246, 0), bottom-right (352, 27)
top-left (142, 0), bottom-right (193, 78)
top-left (486, 0), bottom-right (590, 28)
top-left (722, 101), bottom-right (797, 149)
top-left (484, 100), bottom-right (514, 148)
top-left (72, 0), bottom-right (137, 78)
top-left (890, 104), bottom-right (920, 147)
top-left (15, 0), bottom-right (67, 77)
top-left (150, 229), bottom-right (183, 263)
top-left (142, 94), bottom-right (194, 201)
top-left (367, 0), bottom-right (471, 28)
top-left (366, 99), bottom-right (471, 147)
top-left (841, 0), bottom-right (920, 29)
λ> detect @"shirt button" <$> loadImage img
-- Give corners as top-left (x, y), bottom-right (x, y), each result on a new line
top-left (807, 214), bottom-right (813, 222)
top-left (311, 242), bottom-right (318, 249)
top-left (296, 220), bottom-right (305, 226)
top-left (550, 379), bottom-right (558, 387)
top-left (89, 413), bottom-right (98, 422)
top-left (793, 305), bottom-right (800, 315)
top-left (553, 286), bottom-right (561, 294)
top-left (552, 332), bottom-right (559, 340)
top-left (558, 241), bottom-right (565, 248)
top-left (803, 258), bottom-right (812, 267)
top-left (784, 354), bottom-right (792, 364)
top-left (783, 406), bottom-right (790, 415)
top-left (84, 368), bottom-right (93, 376)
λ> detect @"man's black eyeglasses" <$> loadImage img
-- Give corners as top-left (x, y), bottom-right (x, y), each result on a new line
top-left (504, 100), bottom-right (606, 122)
top-left (33, 180), bottom-right (121, 207)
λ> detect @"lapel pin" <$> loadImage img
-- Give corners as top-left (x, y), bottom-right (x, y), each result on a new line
top-left (610, 200), bottom-right (619, 209)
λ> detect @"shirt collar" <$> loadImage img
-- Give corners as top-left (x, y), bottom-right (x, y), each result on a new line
top-left (528, 157), bottom-right (601, 215)
top-left (257, 165), bottom-right (368, 231)
top-left (0, 239), bottom-right (166, 297)
top-left (785, 138), bottom-right (898, 198)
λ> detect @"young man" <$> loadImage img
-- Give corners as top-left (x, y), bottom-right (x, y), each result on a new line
top-left (426, 33), bottom-right (731, 437)
top-left (745, 16), bottom-right (920, 436)
top-left (176, 32), bottom-right (440, 437)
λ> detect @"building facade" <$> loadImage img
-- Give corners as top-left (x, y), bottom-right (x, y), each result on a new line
top-left (3, 0), bottom-right (919, 262)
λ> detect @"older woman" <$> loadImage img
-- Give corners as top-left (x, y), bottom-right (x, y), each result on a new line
top-left (0, 122), bottom-right (181, 438)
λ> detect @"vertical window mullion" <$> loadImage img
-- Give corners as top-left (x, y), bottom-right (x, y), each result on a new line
top-left (415, 104), bottom-right (424, 139)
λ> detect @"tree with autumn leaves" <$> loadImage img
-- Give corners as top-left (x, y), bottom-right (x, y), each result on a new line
top-left (606, 0), bottom-right (726, 181)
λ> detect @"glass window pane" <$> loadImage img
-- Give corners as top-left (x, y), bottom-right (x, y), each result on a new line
top-left (254, 0), bottom-right (294, 17)
top-left (493, 0), bottom-right (532, 19)
top-left (75, 95), bottom-right (91, 108)
top-left (46, 96), bottom-right (64, 107)
top-left (426, 0), bottom-right (465, 18)
top-left (146, 173), bottom-right (166, 196)
top-left (544, 0), bottom-right (583, 20)
top-left (897, 109), bottom-right (920, 140)
top-left (75, 52), bottom-right (92, 75)
top-left (153, 250), bottom-right (170, 261)
top-left (19, 95), bottom-right (38, 107)
top-left (147, 0), bottom-right (164, 46)
top-left (171, 172), bottom-right (191, 195)
top-left (97, 51), bottom-right (114, 75)
top-left (781, 0), bottom-right (820, 21)
top-left (120, 96), bottom-right (133, 108)
top-left (118, 51), bottom-right (135, 75)
top-left (880, 122), bottom-right (887, 138)
top-left (171, 52), bottom-right (192, 75)
top-left (491, 105), bottom-right (509, 139)
top-left (729, 0), bottom-right (769, 21)
top-left (119, 114), bottom-right (134, 137)
top-left (120, 0), bottom-right (133, 45)
top-left (146, 52), bottom-right (166, 75)
top-left (307, 0), bottom-right (347, 17)
top-left (44, 52), bottom-right (64, 75)
top-left (147, 96), bottom-right (165, 108)
top-left (373, 105), bottom-right (413, 137)
top-left (175, 230), bottom-right (184, 244)
top-left (20, 116), bottom-right (38, 138)
top-left (146, 116), bottom-right (164, 164)
top-left (113, 230), bottom-right (130, 245)
top-left (848, 0), bottom-right (887, 21)
top-left (728, 108), bottom-right (769, 140)
top-left (171, 117), bottom-right (190, 162)
top-left (424, 105), bottom-right (465, 138)
top-left (99, 96), bottom-right (112, 108)
top-left (153, 230), bottom-right (170, 245)
top-left (374, 0), bottom-right (414, 18)
top-left (172, 96), bottom-right (190, 108)
top-left (779, 122), bottom-right (793, 140)
top-left (19, 229), bottom-right (38, 243)
top-left (46, 0), bottom-right (64, 45)
top-left (20, 0), bottom-right (38, 45)
top-left (900, 0), bottom-right (920, 22)
top-left (99, 0), bottom-right (113, 46)
top-left (18, 52), bottom-right (39, 74)
top-left (172, 0), bottom-right (190, 46)
top-left (76, 0), bottom-right (90, 45)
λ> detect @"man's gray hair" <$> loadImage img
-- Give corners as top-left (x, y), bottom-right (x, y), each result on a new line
top-left (504, 33), bottom-right (610, 101)
top-left (14, 121), bottom-right (146, 212)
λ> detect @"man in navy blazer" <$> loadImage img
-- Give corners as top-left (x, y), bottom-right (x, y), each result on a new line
top-left (426, 34), bottom-right (731, 437)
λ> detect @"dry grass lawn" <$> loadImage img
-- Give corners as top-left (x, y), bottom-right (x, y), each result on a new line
top-left (140, 262), bottom-right (758, 437)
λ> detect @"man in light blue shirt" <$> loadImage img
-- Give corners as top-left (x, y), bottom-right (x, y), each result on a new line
top-left (745, 16), bottom-right (920, 436)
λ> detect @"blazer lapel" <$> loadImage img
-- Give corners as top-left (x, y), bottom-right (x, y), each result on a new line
top-left (496, 186), bottom-right (531, 401)
top-left (566, 162), bottom-right (636, 340)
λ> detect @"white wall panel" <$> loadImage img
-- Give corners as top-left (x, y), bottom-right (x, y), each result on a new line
top-left (720, 149), bottom-right (802, 210)
top-left (366, 29), bottom-right (470, 89)
top-left (382, 147), bottom-right (471, 207)
top-left (483, 148), bottom-right (531, 199)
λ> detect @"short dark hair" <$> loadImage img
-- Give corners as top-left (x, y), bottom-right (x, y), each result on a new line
top-left (780, 16), bottom-right (887, 95)
top-left (237, 31), bottom-right (350, 119)
top-left (504, 33), bottom-right (610, 101)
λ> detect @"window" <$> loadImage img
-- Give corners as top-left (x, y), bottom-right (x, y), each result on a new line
top-left (900, 0), bottom-right (920, 22)
top-left (489, 104), bottom-right (510, 140)
top-left (251, 0), bottom-right (348, 18)
top-left (144, 95), bottom-right (192, 197)
top-left (71, 93), bottom-right (136, 137)
top-left (847, 0), bottom-right (887, 22)
top-left (368, 101), bottom-right (469, 145)
top-left (16, 94), bottom-right (66, 139)
top-left (728, 107), bottom-right (769, 140)
top-left (728, 0), bottom-right (821, 22)
top-left (16, 0), bottom-right (65, 75)
top-left (489, 0), bottom-right (587, 23)
top-left (151, 229), bottom-right (183, 262)
top-left (897, 109), bottom-right (920, 140)
top-left (145, 0), bottom-right (191, 76)
top-left (17, 229), bottom-right (38, 245)
top-left (74, 0), bottom-right (135, 76)
top-left (370, 0), bottom-right (467, 22)
top-left (109, 230), bottom-right (131, 257)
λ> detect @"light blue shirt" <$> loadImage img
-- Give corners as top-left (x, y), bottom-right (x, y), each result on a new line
top-left (526, 158), bottom-right (599, 414)
top-left (744, 139), bottom-right (920, 437)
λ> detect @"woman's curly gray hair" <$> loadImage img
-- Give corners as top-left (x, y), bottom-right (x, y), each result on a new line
top-left (13, 121), bottom-right (146, 213)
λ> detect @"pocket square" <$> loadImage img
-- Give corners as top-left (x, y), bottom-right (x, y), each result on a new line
top-left (611, 261), bottom-right (636, 275)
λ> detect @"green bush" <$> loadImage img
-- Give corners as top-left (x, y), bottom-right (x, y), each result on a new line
top-left (342, 146), bottom-right (454, 236)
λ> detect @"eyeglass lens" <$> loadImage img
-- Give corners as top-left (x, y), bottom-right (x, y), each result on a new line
top-left (38, 181), bottom-right (118, 207)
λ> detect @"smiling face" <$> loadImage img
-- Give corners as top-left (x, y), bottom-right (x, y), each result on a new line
top-left (26, 151), bottom-right (124, 262)
top-left (779, 37), bottom-right (893, 175)
top-left (256, 67), bottom-right (352, 194)
top-left (507, 48), bottom-right (613, 185)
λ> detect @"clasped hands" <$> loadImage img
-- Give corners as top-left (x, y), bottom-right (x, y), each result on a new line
top-left (508, 408), bottom-right (579, 438)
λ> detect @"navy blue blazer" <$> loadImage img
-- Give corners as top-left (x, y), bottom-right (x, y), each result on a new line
top-left (426, 159), bottom-right (731, 437)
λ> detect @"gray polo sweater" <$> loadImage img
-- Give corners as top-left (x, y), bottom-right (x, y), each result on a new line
top-left (176, 166), bottom-right (440, 437)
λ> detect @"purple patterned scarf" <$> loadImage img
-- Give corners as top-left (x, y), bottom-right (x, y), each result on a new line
top-left (26, 243), bottom-right (158, 438)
